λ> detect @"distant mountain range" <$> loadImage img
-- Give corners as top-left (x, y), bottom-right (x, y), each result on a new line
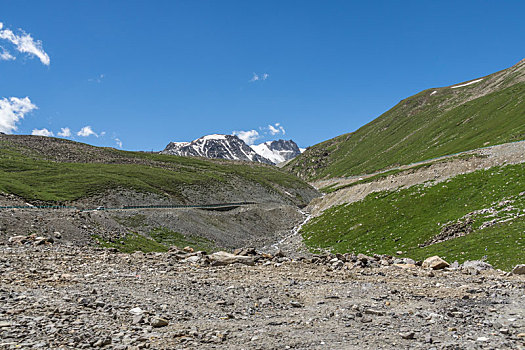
top-left (161, 134), bottom-right (303, 165)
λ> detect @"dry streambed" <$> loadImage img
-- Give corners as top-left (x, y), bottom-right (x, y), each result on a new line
top-left (1, 245), bottom-right (524, 349)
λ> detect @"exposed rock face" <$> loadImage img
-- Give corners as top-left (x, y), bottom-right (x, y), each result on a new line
top-left (251, 140), bottom-right (302, 164)
top-left (161, 134), bottom-right (273, 164)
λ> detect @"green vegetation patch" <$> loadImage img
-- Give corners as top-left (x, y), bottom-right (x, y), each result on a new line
top-left (0, 139), bottom-right (311, 203)
top-left (413, 218), bottom-right (525, 271)
top-left (301, 163), bottom-right (525, 270)
top-left (149, 227), bottom-right (219, 252)
top-left (94, 227), bottom-right (220, 253)
top-left (94, 232), bottom-right (168, 253)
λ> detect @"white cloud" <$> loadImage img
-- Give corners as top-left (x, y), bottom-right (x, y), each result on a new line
top-left (31, 128), bottom-right (54, 137)
top-left (267, 122), bottom-right (285, 135)
top-left (0, 22), bottom-right (50, 65)
top-left (57, 127), bottom-right (71, 137)
top-left (115, 138), bottom-right (123, 148)
top-left (232, 123), bottom-right (286, 144)
top-left (0, 46), bottom-right (15, 61)
top-left (88, 74), bottom-right (105, 83)
top-left (249, 72), bottom-right (269, 82)
top-left (232, 129), bottom-right (260, 145)
top-left (0, 96), bottom-right (37, 134)
top-left (77, 126), bottom-right (98, 137)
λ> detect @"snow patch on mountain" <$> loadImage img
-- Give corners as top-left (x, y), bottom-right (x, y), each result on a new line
top-left (451, 78), bottom-right (483, 89)
top-left (251, 140), bottom-right (302, 165)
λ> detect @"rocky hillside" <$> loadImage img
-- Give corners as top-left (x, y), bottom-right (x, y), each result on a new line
top-left (0, 134), bottom-right (319, 207)
top-left (286, 58), bottom-right (525, 180)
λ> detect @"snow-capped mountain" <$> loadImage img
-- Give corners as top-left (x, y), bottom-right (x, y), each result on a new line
top-left (161, 134), bottom-right (273, 164)
top-left (161, 134), bottom-right (304, 165)
top-left (250, 140), bottom-right (303, 165)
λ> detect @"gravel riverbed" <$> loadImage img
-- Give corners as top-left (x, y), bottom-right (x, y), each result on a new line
top-left (1, 245), bottom-right (524, 349)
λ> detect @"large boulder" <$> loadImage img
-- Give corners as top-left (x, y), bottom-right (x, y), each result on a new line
top-left (511, 264), bottom-right (525, 275)
top-left (422, 256), bottom-right (450, 270)
top-left (209, 251), bottom-right (255, 266)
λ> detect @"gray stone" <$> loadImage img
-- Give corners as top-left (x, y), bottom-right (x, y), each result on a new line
top-left (129, 307), bottom-right (144, 315)
top-left (150, 317), bottom-right (169, 328)
top-left (93, 337), bottom-right (111, 347)
top-left (364, 309), bottom-right (385, 316)
top-left (400, 332), bottom-right (415, 339)
top-left (290, 301), bottom-right (303, 308)
top-left (511, 264), bottom-right (525, 275)
top-left (132, 314), bottom-right (144, 324)
top-left (8, 235), bottom-right (26, 244)
top-left (401, 258), bottom-right (416, 265)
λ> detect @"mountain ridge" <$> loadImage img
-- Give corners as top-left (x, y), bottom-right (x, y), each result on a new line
top-left (161, 134), bottom-right (302, 165)
top-left (285, 58), bottom-right (525, 180)
top-left (0, 134), bottom-right (319, 207)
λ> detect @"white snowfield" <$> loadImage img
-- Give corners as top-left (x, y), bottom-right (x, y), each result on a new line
top-left (251, 142), bottom-right (294, 164)
top-left (450, 78), bottom-right (483, 89)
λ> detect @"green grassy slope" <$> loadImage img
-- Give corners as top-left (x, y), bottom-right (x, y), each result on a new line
top-left (301, 163), bottom-right (525, 270)
top-left (0, 135), bottom-right (315, 204)
top-left (286, 59), bottom-right (525, 180)
top-left (95, 228), bottom-right (219, 254)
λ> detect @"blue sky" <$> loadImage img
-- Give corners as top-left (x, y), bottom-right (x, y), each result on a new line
top-left (0, 1), bottom-right (523, 150)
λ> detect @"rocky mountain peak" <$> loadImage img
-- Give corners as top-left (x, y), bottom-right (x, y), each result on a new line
top-left (161, 134), bottom-right (273, 164)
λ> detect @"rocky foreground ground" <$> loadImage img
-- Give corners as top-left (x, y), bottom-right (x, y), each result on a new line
top-left (1, 244), bottom-right (524, 349)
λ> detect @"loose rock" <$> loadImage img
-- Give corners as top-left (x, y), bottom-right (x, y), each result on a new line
top-left (422, 256), bottom-right (450, 270)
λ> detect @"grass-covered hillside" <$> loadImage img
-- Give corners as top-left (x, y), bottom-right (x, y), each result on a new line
top-left (301, 162), bottom-right (525, 270)
top-left (0, 135), bottom-right (318, 206)
top-left (286, 59), bottom-right (525, 180)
